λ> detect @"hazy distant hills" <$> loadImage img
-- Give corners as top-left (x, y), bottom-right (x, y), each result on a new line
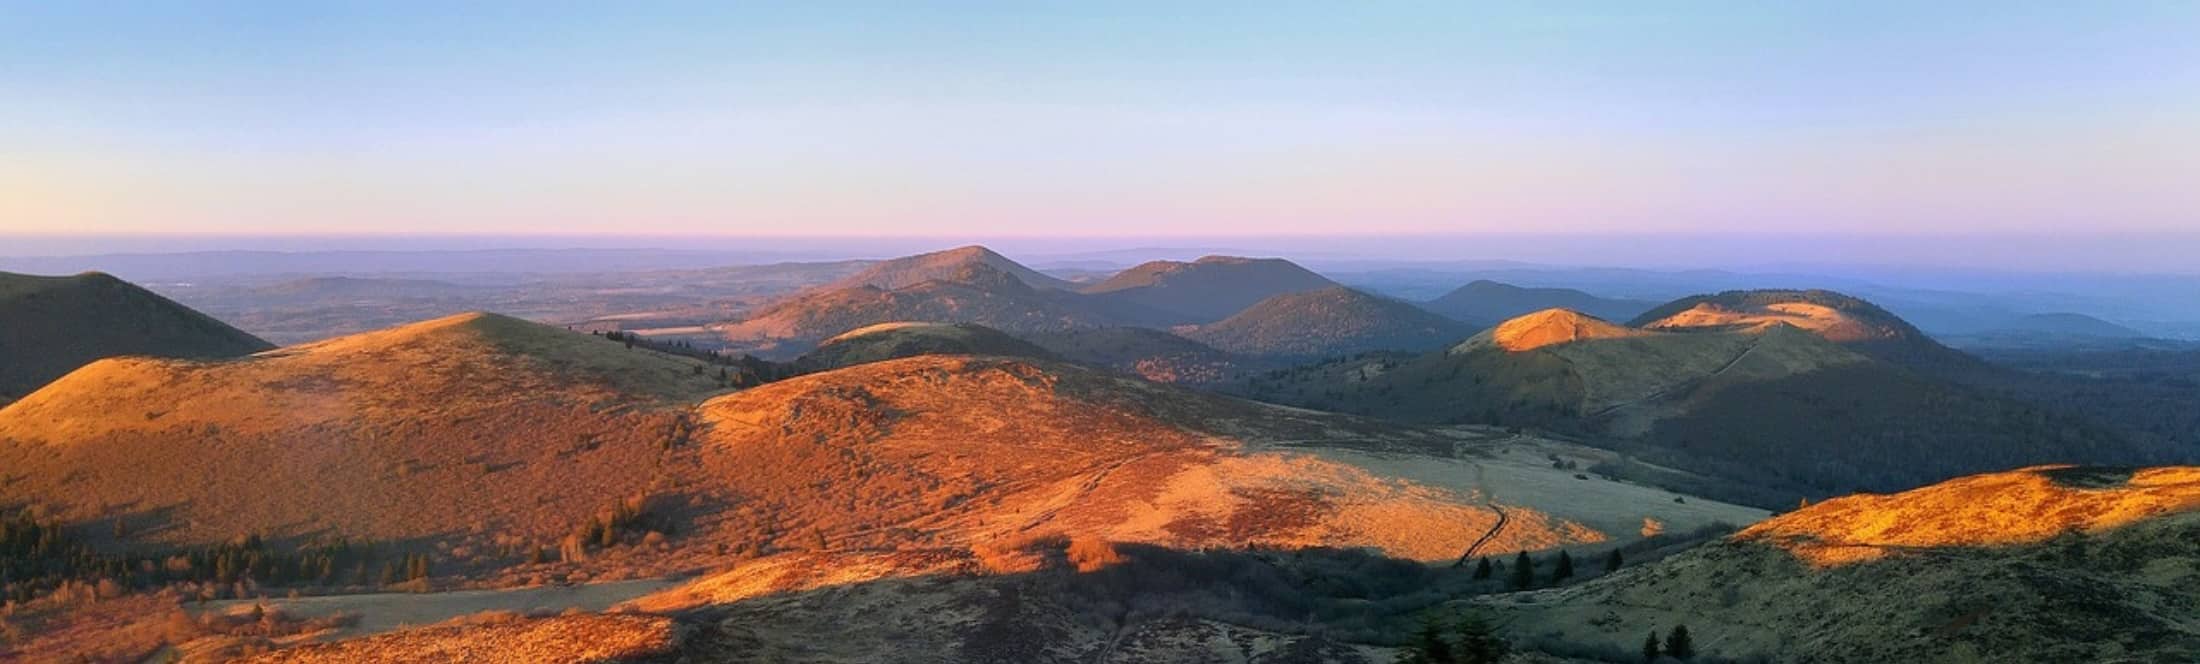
top-left (828, 245), bottom-right (1073, 292)
top-left (0, 271), bottom-right (272, 402)
top-left (246, 276), bottom-right (483, 301)
top-left (1079, 256), bottom-right (1337, 324)
top-left (1489, 465), bottom-right (2200, 662)
top-left (1423, 279), bottom-right (1656, 326)
top-left (712, 261), bottom-right (1133, 358)
top-left (1944, 312), bottom-right (2153, 350)
top-left (1183, 286), bottom-right (1473, 359)
top-left (711, 247), bottom-right (1452, 360)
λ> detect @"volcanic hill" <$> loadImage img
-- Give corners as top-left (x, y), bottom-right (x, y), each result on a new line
top-left (1237, 306), bottom-right (2141, 505)
top-left (1080, 256), bottom-right (1338, 324)
top-left (0, 271), bottom-right (273, 401)
top-left (1424, 280), bottom-right (1656, 327)
top-left (827, 245), bottom-right (1072, 292)
top-left (1183, 286), bottom-right (1473, 359)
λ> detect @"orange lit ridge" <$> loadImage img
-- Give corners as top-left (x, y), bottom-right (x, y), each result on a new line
top-left (1737, 465), bottom-right (2200, 567)
top-left (1476, 308), bottom-right (1645, 352)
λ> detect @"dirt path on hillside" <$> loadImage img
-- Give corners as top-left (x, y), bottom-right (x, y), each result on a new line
top-left (198, 578), bottom-right (679, 641)
top-left (1588, 336), bottom-right (1765, 419)
top-left (1454, 456), bottom-right (1511, 568)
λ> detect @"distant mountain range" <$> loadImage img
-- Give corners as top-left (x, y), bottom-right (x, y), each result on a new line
top-left (1079, 256), bottom-right (1338, 324)
top-left (1422, 279), bottom-right (1655, 326)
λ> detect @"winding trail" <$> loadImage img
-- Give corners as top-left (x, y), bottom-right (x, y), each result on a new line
top-left (1586, 335), bottom-right (1766, 419)
top-left (1453, 457), bottom-right (1512, 568)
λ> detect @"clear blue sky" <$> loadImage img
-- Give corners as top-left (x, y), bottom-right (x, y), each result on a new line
top-left (4, 2), bottom-right (2197, 237)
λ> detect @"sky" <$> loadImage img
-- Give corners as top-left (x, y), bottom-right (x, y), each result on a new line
top-left (4, 2), bottom-right (2199, 241)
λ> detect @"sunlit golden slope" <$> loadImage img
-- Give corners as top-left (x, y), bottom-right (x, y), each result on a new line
top-left (1455, 308), bottom-right (1646, 352)
top-left (1483, 465), bottom-right (2200, 663)
top-left (3, 312), bottom-right (1755, 573)
top-left (678, 355), bottom-right (1645, 563)
top-left (0, 312), bottom-right (724, 546)
top-left (1629, 289), bottom-right (1981, 370)
top-left (1739, 465), bottom-right (2200, 566)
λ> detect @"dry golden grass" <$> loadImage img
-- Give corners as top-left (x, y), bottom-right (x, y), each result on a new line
top-left (0, 312), bottom-right (725, 548)
top-left (0, 591), bottom-right (184, 663)
top-left (231, 612), bottom-right (680, 664)
top-left (1, 311), bottom-right (1779, 661)
top-left (1740, 464), bottom-right (2200, 566)
top-left (1480, 466), bottom-right (2200, 662)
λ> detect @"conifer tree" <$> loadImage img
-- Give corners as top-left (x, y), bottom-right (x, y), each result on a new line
top-left (1454, 612), bottom-right (1509, 664)
top-left (1665, 624), bottom-right (1694, 660)
top-left (1509, 551), bottom-right (1534, 590)
top-left (1604, 549), bottom-right (1623, 573)
top-left (1396, 614), bottom-right (1455, 664)
top-left (1641, 631), bottom-right (1661, 663)
top-left (1551, 550), bottom-right (1575, 583)
top-left (1471, 557), bottom-right (1493, 580)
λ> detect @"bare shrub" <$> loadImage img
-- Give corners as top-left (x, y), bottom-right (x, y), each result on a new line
top-left (1066, 536), bottom-right (1124, 573)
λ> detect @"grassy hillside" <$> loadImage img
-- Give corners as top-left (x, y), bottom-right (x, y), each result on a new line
top-left (0, 312), bottom-right (726, 548)
top-left (0, 271), bottom-right (273, 399)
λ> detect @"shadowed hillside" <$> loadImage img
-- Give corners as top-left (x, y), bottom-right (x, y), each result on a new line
top-left (1022, 326), bottom-right (1252, 385)
top-left (1237, 308), bottom-right (2147, 505)
top-left (793, 321), bottom-right (1055, 371)
top-left (1184, 287), bottom-right (1472, 359)
top-left (1080, 256), bottom-right (1337, 324)
top-left (1484, 465), bottom-right (2200, 663)
top-left (0, 271), bottom-right (273, 401)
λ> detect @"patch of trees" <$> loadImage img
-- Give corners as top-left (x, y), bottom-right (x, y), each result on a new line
top-left (1395, 611), bottom-right (1510, 664)
top-left (1960, 348), bottom-right (2200, 460)
top-left (1, 510), bottom-right (389, 604)
top-left (555, 494), bottom-right (669, 563)
top-left (591, 330), bottom-right (789, 387)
